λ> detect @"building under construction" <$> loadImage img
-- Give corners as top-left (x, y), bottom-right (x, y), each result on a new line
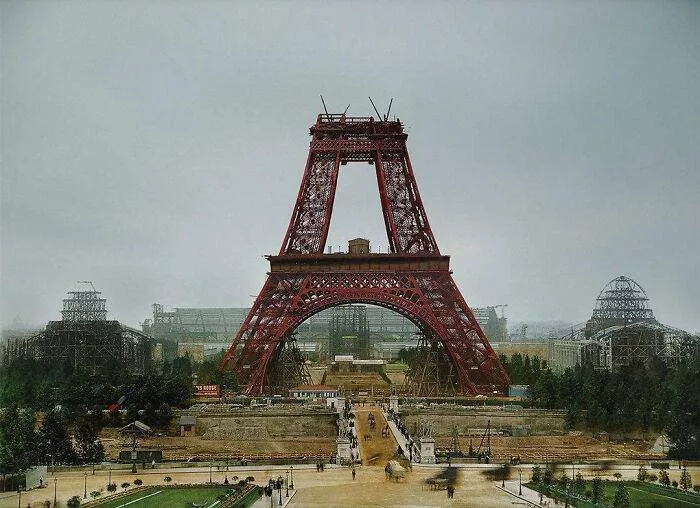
top-left (555, 275), bottom-right (699, 371)
top-left (142, 303), bottom-right (507, 361)
top-left (3, 284), bottom-right (153, 374)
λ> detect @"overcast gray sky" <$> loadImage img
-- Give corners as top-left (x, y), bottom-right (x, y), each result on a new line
top-left (2, 1), bottom-right (698, 334)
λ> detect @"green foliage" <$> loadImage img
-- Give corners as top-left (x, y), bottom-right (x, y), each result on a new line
top-left (612, 482), bottom-right (631, 507)
top-left (0, 406), bottom-right (38, 475)
top-left (134, 479), bottom-right (143, 486)
top-left (574, 472), bottom-right (585, 494)
top-left (1, 356), bottom-right (195, 416)
top-left (679, 467), bottom-right (692, 491)
top-left (531, 465), bottom-right (542, 484)
top-left (164, 476), bottom-right (172, 483)
top-left (659, 469), bottom-right (670, 487)
top-left (522, 354), bottom-right (700, 458)
top-left (107, 482), bottom-right (117, 492)
top-left (558, 473), bottom-right (569, 491)
top-left (121, 482), bottom-right (130, 490)
top-left (637, 465), bottom-right (648, 482)
top-left (591, 477), bottom-right (604, 504)
top-left (543, 467), bottom-right (555, 485)
top-left (39, 410), bottom-right (76, 465)
top-left (67, 495), bottom-right (81, 507)
top-left (90, 490), bottom-right (101, 499)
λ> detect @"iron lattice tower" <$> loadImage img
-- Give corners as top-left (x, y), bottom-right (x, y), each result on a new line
top-left (220, 112), bottom-right (509, 395)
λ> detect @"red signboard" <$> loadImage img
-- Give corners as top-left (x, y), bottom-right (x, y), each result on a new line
top-left (194, 384), bottom-right (221, 397)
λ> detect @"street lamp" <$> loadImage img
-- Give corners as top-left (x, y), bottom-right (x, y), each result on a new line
top-left (209, 462), bottom-right (213, 484)
top-left (53, 478), bottom-right (57, 507)
top-left (84, 471), bottom-right (88, 499)
top-left (519, 467), bottom-right (522, 496)
top-left (290, 465), bottom-right (294, 490)
top-left (108, 466), bottom-right (112, 486)
top-left (286, 469), bottom-right (289, 497)
top-left (278, 476), bottom-right (283, 506)
top-left (17, 487), bottom-right (21, 508)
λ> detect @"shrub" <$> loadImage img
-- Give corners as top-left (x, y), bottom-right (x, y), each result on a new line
top-left (164, 476), bottom-right (172, 483)
top-left (591, 477), bottom-right (604, 504)
top-left (672, 480), bottom-right (678, 488)
top-left (134, 479), bottom-right (143, 486)
top-left (637, 466), bottom-right (648, 482)
top-left (67, 496), bottom-right (81, 507)
top-left (680, 467), bottom-right (692, 491)
top-left (531, 466), bottom-right (542, 484)
top-left (107, 482), bottom-right (117, 492)
top-left (613, 483), bottom-right (630, 508)
top-left (648, 474), bottom-right (658, 482)
top-left (693, 485), bottom-right (700, 493)
top-left (90, 491), bottom-right (101, 499)
top-left (121, 482), bottom-right (130, 490)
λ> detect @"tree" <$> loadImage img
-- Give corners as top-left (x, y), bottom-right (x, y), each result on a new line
top-left (543, 468), bottom-right (555, 485)
top-left (591, 477), bottom-right (604, 504)
top-left (612, 482), bottom-right (630, 507)
top-left (0, 406), bottom-right (38, 477)
top-left (574, 472), bottom-right (585, 494)
top-left (531, 465), bottom-right (542, 485)
top-left (107, 483), bottom-right (117, 492)
top-left (558, 473), bottom-right (569, 491)
top-left (164, 476), bottom-right (172, 484)
top-left (134, 479), bottom-right (143, 486)
top-left (637, 465), bottom-right (648, 482)
top-left (680, 467), bottom-right (692, 491)
top-left (39, 410), bottom-right (76, 465)
top-left (659, 469), bottom-right (670, 487)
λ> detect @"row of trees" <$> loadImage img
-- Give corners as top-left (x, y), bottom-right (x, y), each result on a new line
top-left (499, 352), bottom-right (700, 460)
top-left (0, 406), bottom-right (104, 480)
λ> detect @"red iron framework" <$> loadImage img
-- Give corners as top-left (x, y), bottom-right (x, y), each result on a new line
top-left (220, 113), bottom-right (509, 395)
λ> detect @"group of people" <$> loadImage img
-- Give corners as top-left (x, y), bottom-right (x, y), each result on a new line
top-left (315, 461), bottom-right (325, 472)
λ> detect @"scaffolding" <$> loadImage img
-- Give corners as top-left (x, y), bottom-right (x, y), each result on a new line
top-left (404, 334), bottom-right (459, 397)
top-left (328, 305), bottom-right (371, 359)
top-left (265, 334), bottom-right (311, 394)
top-left (3, 285), bottom-right (153, 374)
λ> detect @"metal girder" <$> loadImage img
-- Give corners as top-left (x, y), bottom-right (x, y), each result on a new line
top-left (219, 112), bottom-right (509, 395)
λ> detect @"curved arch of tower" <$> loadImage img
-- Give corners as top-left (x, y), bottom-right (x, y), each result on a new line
top-left (220, 112), bottom-right (509, 395)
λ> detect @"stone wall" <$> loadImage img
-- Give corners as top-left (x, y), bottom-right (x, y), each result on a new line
top-left (401, 406), bottom-right (565, 435)
top-left (181, 404), bottom-right (338, 441)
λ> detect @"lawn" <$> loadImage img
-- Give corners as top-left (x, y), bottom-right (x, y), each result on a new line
top-left (93, 485), bottom-right (257, 508)
top-left (527, 481), bottom-right (700, 508)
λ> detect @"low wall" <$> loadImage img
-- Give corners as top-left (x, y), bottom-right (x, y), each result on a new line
top-left (401, 405), bottom-right (566, 435)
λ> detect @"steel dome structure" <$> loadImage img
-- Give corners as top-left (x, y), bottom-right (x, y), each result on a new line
top-left (583, 275), bottom-right (698, 369)
top-left (586, 275), bottom-right (657, 336)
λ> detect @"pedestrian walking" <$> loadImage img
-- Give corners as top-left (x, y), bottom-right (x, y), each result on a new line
top-left (352, 466), bottom-right (356, 480)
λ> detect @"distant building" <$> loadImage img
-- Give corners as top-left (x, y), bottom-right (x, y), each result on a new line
top-left (289, 384), bottom-right (339, 399)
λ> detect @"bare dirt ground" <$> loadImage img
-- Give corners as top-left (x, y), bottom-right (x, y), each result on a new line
top-left (354, 406), bottom-right (399, 466)
top-left (442, 434), bottom-right (663, 462)
top-left (100, 428), bottom-right (334, 461)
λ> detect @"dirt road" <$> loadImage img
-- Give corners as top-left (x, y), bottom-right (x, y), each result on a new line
top-left (354, 405), bottom-right (398, 467)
